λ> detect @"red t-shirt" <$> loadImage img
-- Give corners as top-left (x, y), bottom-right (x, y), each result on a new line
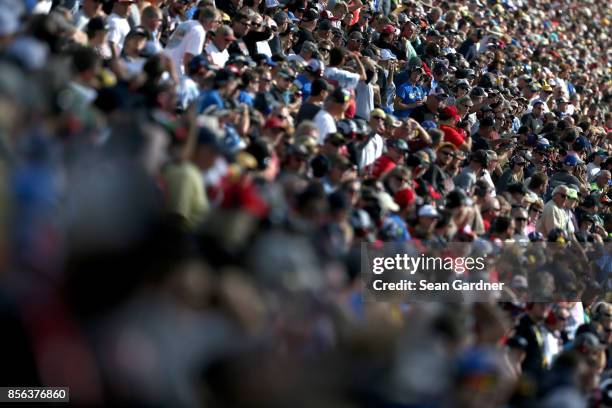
top-left (372, 155), bottom-right (396, 179)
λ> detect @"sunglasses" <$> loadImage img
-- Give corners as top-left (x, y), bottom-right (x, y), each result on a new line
top-left (515, 217), bottom-right (528, 222)
top-left (320, 48), bottom-right (331, 53)
top-left (251, 23), bottom-right (262, 28)
top-left (439, 150), bottom-right (455, 157)
top-left (372, 116), bottom-right (385, 121)
top-left (530, 208), bottom-right (542, 214)
top-left (556, 193), bottom-right (569, 199)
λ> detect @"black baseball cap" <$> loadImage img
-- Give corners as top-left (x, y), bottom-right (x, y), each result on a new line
top-left (86, 16), bottom-right (108, 33)
top-left (330, 88), bottom-right (350, 104)
top-left (471, 149), bottom-right (489, 166)
top-left (303, 9), bottom-right (319, 22)
top-left (318, 20), bottom-right (332, 31)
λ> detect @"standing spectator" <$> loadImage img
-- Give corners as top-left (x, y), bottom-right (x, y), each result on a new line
top-left (107, 0), bottom-right (134, 57)
top-left (165, 6), bottom-right (220, 76)
top-left (314, 88), bottom-right (350, 145)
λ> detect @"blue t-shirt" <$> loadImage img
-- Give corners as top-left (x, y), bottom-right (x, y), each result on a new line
top-left (238, 90), bottom-right (254, 107)
top-left (296, 74), bottom-right (312, 100)
top-left (197, 89), bottom-right (224, 114)
top-left (394, 82), bottom-right (425, 118)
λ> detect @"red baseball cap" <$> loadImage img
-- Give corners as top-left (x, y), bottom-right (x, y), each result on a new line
top-left (382, 24), bottom-right (396, 34)
top-left (441, 106), bottom-right (460, 122)
top-left (394, 188), bottom-right (416, 208)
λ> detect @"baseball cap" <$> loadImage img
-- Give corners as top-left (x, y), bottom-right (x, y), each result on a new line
top-left (370, 108), bottom-right (386, 120)
top-left (418, 204), bottom-right (439, 218)
top-left (337, 119), bottom-right (357, 136)
top-left (188, 55), bottom-right (210, 74)
top-left (573, 136), bottom-right (590, 151)
top-left (471, 149), bottom-right (489, 166)
top-left (253, 53), bottom-right (276, 67)
top-left (385, 114), bottom-right (402, 128)
top-left (510, 275), bottom-right (528, 290)
top-left (387, 138), bottom-right (409, 151)
top-left (563, 155), bottom-right (580, 166)
top-left (330, 87), bottom-right (350, 104)
top-left (86, 16), bottom-right (108, 33)
top-left (470, 87), bottom-right (487, 97)
top-left (265, 0), bottom-right (280, 8)
top-left (303, 9), bottom-right (319, 22)
top-left (311, 78), bottom-right (332, 95)
top-left (301, 41), bottom-right (318, 53)
top-left (567, 188), bottom-right (579, 200)
top-left (318, 19), bottom-right (332, 31)
top-left (380, 49), bottom-right (397, 61)
top-left (382, 24), bottom-right (396, 34)
top-left (445, 189), bottom-right (468, 209)
top-left (305, 59), bottom-right (324, 74)
top-left (214, 68), bottom-right (237, 84)
top-left (432, 87), bottom-right (448, 99)
top-left (439, 106), bottom-right (460, 121)
top-left (349, 31), bottom-right (363, 41)
top-left (394, 188), bottom-right (416, 208)
top-left (278, 69), bottom-right (296, 80)
top-left (456, 79), bottom-right (471, 89)
top-left (273, 11), bottom-right (289, 24)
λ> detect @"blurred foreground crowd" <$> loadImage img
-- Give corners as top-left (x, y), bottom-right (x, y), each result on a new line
top-left (0, 0), bottom-right (611, 406)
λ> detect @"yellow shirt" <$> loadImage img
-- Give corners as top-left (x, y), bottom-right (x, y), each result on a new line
top-left (162, 161), bottom-right (209, 229)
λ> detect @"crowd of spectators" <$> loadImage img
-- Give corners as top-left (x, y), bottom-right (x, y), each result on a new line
top-left (0, 0), bottom-right (611, 406)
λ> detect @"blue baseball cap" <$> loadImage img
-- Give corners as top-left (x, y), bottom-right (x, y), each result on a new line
top-left (563, 155), bottom-right (580, 166)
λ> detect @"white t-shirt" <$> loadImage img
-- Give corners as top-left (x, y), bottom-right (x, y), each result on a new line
top-left (324, 67), bottom-right (360, 90)
top-left (204, 43), bottom-right (229, 69)
top-left (164, 20), bottom-right (206, 77)
top-left (314, 109), bottom-right (336, 144)
top-left (107, 13), bottom-right (131, 53)
top-left (359, 134), bottom-right (384, 170)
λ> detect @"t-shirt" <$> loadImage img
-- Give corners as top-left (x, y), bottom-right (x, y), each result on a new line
top-left (324, 67), bottom-right (360, 90)
top-left (107, 13), bottom-right (131, 53)
top-left (355, 81), bottom-right (375, 120)
top-left (164, 20), bottom-right (206, 77)
top-left (359, 134), bottom-right (385, 170)
top-left (198, 89), bottom-right (225, 114)
top-left (162, 161), bottom-right (209, 229)
top-left (205, 42), bottom-right (229, 69)
top-left (395, 82), bottom-right (425, 118)
top-left (313, 109), bottom-right (336, 144)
